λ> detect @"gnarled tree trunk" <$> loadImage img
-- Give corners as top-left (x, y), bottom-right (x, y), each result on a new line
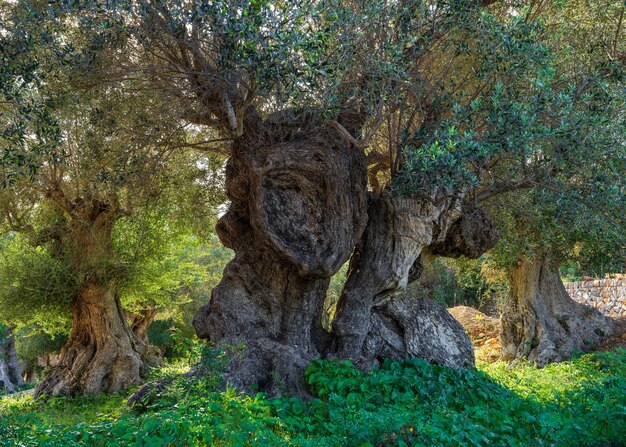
top-left (501, 254), bottom-right (616, 366)
top-left (331, 194), bottom-right (500, 369)
top-left (0, 328), bottom-right (24, 393)
top-left (187, 102), bottom-right (502, 396)
top-left (192, 126), bottom-right (369, 395)
top-left (191, 135), bottom-right (500, 396)
top-left (35, 282), bottom-right (152, 397)
top-left (35, 197), bottom-right (161, 397)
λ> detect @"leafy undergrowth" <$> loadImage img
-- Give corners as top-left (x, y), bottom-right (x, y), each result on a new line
top-left (1, 350), bottom-right (625, 447)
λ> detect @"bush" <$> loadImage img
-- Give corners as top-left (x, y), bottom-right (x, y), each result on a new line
top-left (14, 327), bottom-right (67, 380)
top-left (1, 349), bottom-right (625, 446)
top-left (408, 258), bottom-right (509, 314)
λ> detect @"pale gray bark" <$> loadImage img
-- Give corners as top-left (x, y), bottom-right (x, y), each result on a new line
top-left (331, 193), bottom-right (499, 369)
top-left (0, 329), bottom-right (23, 393)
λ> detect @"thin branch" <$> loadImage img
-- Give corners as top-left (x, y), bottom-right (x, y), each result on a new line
top-left (222, 92), bottom-right (239, 137)
top-left (329, 120), bottom-right (367, 149)
top-left (613, 5), bottom-right (625, 59)
top-left (476, 179), bottom-right (535, 202)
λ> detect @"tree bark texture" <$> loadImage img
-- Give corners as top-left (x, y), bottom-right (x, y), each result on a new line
top-left (192, 126), bottom-right (369, 395)
top-left (192, 123), bottom-right (501, 395)
top-left (35, 283), bottom-right (155, 397)
top-left (331, 193), bottom-right (499, 369)
top-left (0, 329), bottom-right (24, 393)
top-left (128, 302), bottom-right (158, 345)
top-left (360, 293), bottom-right (476, 369)
top-left (35, 197), bottom-right (162, 396)
top-left (501, 254), bottom-right (617, 366)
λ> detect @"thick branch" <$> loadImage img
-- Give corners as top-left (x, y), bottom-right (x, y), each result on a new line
top-left (475, 179), bottom-right (534, 202)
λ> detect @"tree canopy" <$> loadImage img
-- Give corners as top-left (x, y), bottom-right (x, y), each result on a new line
top-left (0, 0), bottom-right (623, 397)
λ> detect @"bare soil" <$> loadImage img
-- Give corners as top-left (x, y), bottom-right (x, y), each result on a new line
top-left (448, 306), bottom-right (502, 362)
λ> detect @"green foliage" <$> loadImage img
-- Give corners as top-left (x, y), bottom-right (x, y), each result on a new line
top-left (0, 2), bottom-right (62, 187)
top-left (409, 258), bottom-right (508, 312)
top-left (1, 350), bottom-right (625, 446)
top-left (0, 233), bottom-right (75, 334)
top-left (395, 13), bottom-right (553, 195)
top-left (575, 242), bottom-right (626, 279)
top-left (471, 0), bottom-right (626, 271)
top-left (0, 218), bottom-right (232, 337)
top-left (14, 327), bottom-right (67, 375)
top-left (139, 234), bottom-right (234, 344)
top-left (412, 259), bottom-right (463, 307)
top-left (117, 230), bottom-right (213, 314)
top-left (321, 263), bottom-right (348, 329)
top-left (388, 0), bottom-right (626, 274)
top-left (145, 320), bottom-right (177, 357)
top-left (0, 0), bottom-right (228, 335)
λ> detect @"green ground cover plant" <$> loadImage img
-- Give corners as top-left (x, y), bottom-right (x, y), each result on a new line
top-left (1, 349), bottom-right (624, 447)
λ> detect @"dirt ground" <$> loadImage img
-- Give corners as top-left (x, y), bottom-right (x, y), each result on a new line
top-left (448, 306), bottom-right (502, 362)
top-left (448, 306), bottom-right (626, 363)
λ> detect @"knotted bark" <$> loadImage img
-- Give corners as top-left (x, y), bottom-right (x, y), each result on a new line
top-left (186, 101), bottom-right (505, 396)
top-left (501, 254), bottom-right (617, 366)
top-left (35, 283), bottom-right (158, 397)
top-left (331, 193), bottom-right (499, 369)
top-left (362, 294), bottom-right (476, 369)
top-left (34, 196), bottom-right (162, 397)
top-left (0, 328), bottom-right (24, 393)
top-left (192, 126), bottom-right (368, 395)
top-left (191, 147), bottom-right (501, 396)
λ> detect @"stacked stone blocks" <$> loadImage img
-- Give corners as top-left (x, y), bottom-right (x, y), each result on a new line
top-left (564, 278), bottom-right (626, 318)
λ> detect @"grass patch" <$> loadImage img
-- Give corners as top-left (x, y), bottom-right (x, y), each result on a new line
top-left (1, 349), bottom-right (625, 446)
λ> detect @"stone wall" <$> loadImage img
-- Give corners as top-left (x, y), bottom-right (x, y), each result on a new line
top-left (564, 278), bottom-right (626, 318)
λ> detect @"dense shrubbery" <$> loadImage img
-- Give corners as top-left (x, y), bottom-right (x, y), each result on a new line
top-left (1, 349), bottom-right (625, 446)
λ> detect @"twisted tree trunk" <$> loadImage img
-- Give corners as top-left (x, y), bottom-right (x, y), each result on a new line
top-left (35, 282), bottom-right (149, 397)
top-left (35, 196), bottom-right (161, 397)
top-left (331, 194), bottom-right (500, 369)
top-left (186, 101), bottom-right (501, 396)
top-left (0, 328), bottom-right (23, 393)
top-left (501, 254), bottom-right (617, 366)
top-left (191, 135), bottom-right (500, 396)
top-left (192, 126), bottom-right (369, 395)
